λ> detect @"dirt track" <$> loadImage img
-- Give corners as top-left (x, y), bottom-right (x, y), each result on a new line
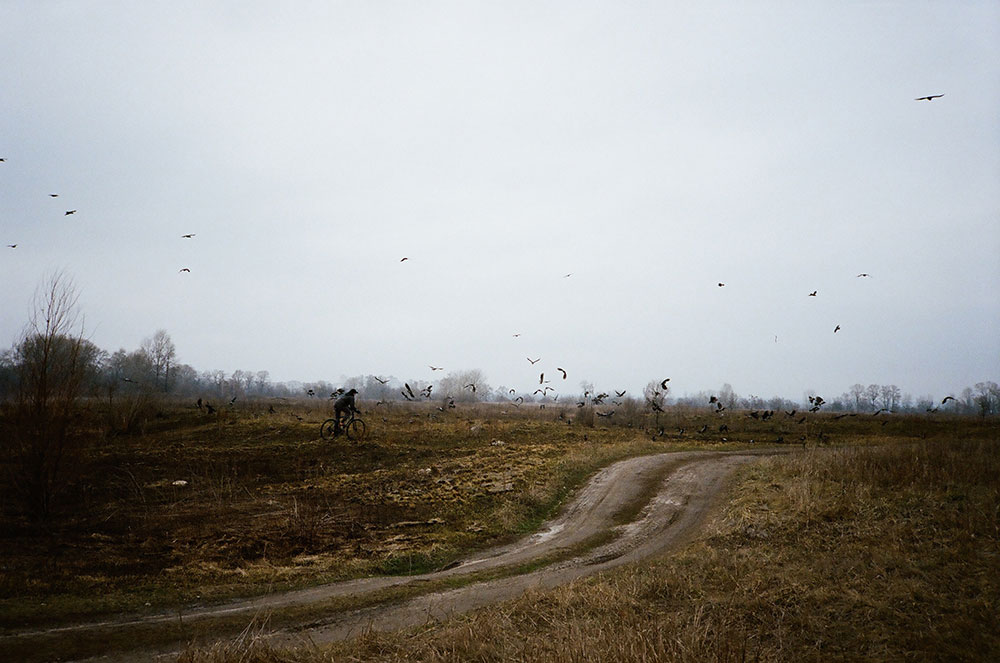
top-left (8, 448), bottom-right (785, 661)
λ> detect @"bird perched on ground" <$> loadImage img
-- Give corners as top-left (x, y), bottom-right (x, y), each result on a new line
top-left (527, 357), bottom-right (540, 365)
top-left (915, 94), bottom-right (944, 101)
top-left (65, 210), bottom-right (77, 215)
top-left (181, 233), bottom-right (195, 238)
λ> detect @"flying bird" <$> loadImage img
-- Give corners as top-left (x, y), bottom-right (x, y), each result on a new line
top-left (49, 193), bottom-right (59, 197)
top-left (915, 94), bottom-right (944, 101)
top-left (429, 365), bottom-right (443, 371)
top-left (941, 396), bottom-right (955, 404)
top-left (464, 383), bottom-right (476, 392)
top-left (374, 376), bottom-right (389, 384)
top-left (557, 367), bottom-right (567, 379)
top-left (834, 325), bottom-right (841, 333)
top-left (808, 291), bottom-right (817, 296)
top-left (6, 244), bottom-right (15, 248)
top-left (717, 282), bottom-right (725, 287)
top-left (615, 390), bottom-right (626, 397)
top-left (65, 210), bottom-right (77, 215)
top-left (563, 273), bottom-right (572, 278)
top-left (856, 273), bottom-right (870, 278)
top-left (660, 378), bottom-right (670, 390)
top-left (179, 268), bottom-right (191, 273)
top-left (181, 233), bottom-right (195, 238)
top-left (400, 257), bottom-right (409, 262)
top-left (512, 333), bottom-right (521, 337)
top-left (404, 383), bottom-right (415, 399)
top-left (527, 357), bottom-right (540, 365)
top-left (539, 372), bottom-right (545, 384)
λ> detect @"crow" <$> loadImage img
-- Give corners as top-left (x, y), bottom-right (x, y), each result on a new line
top-left (557, 367), bottom-right (567, 379)
top-left (834, 325), bottom-right (841, 333)
top-left (65, 210), bottom-right (77, 215)
top-left (941, 396), bottom-right (955, 404)
top-left (400, 257), bottom-right (409, 262)
top-left (915, 94), bottom-right (944, 101)
top-left (179, 268), bottom-right (191, 273)
top-left (808, 291), bottom-right (817, 296)
top-left (660, 378), bottom-right (670, 390)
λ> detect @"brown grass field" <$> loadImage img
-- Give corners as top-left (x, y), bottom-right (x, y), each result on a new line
top-left (1, 398), bottom-right (998, 661)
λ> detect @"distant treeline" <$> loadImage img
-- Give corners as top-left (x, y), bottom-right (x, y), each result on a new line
top-left (1, 329), bottom-right (997, 416)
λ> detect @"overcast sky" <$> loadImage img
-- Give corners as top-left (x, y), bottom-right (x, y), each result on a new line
top-left (2, 2), bottom-right (998, 401)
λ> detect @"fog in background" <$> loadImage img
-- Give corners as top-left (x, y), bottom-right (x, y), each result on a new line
top-left (2, 2), bottom-right (998, 401)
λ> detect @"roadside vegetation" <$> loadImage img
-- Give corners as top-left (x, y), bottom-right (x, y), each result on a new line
top-left (179, 435), bottom-right (1000, 663)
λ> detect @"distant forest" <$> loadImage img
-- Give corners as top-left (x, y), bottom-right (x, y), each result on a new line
top-left (3, 327), bottom-right (997, 417)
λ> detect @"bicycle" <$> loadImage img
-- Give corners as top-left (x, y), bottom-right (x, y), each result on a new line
top-left (320, 410), bottom-right (367, 441)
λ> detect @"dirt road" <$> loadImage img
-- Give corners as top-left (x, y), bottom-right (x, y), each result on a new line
top-left (7, 448), bottom-right (784, 661)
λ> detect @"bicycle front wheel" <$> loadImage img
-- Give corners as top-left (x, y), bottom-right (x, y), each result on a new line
top-left (320, 418), bottom-right (338, 440)
top-left (346, 418), bottom-right (366, 441)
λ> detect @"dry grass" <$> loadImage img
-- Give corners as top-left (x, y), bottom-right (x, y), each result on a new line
top-left (177, 436), bottom-right (999, 663)
top-left (3, 399), bottom-right (997, 662)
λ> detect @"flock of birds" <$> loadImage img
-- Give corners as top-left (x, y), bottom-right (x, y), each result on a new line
top-left (4, 93), bottom-right (948, 420)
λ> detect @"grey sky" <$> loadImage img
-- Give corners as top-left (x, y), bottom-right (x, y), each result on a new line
top-left (2, 2), bottom-right (998, 401)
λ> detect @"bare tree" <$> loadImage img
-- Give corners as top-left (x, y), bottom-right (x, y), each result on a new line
top-left (2, 273), bottom-right (97, 519)
top-left (140, 330), bottom-right (176, 392)
top-left (864, 384), bottom-right (881, 412)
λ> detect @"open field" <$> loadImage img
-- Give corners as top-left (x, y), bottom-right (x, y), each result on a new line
top-left (1, 399), bottom-right (998, 661)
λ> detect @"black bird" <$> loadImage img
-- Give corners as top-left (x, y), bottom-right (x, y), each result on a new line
top-left (615, 390), bottom-right (626, 397)
top-left (941, 396), bottom-right (955, 404)
top-left (709, 395), bottom-right (718, 404)
top-left (718, 282), bottom-right (725, 287)
top-left (808, 291), bottom-right (817, 296)
top-left (512, 333), bottom-right (521, 337)
top-left (230, 395), bottom-right (237, 405)
top-left (404, 383), bottom-right (415, 399)
top-left (181, 233), bottom-right (195, 238)
top-left (6, 244), bottom-right (15, 248)
top-left (306, 388), bottom-right (315, 397)
top-left (400, 257), bottom-right (409, 262)
top-left (834, 325), bottom-right (841, 333)
top-left (915, 94), bottom-right (944, 101)
top-left (539, 372), bottom-right (545, 384)
top-left (557, 367), bottom-right (567, 379)
top-left (856, 273), bottom-right (870, 278)
top-left (65, 210), bottom-right (77, 215)
top-left (179, 268), bottom-right (191, 273)
top-left (527, 357), bottom-right (540, 364)
top-left (374, 376), bottom-right (389, 384)
top-left (464, 383), bottom-right (476, 392)
top-left (660, 378), bottom-right (670, 390)
top-left (197, 398), bottom-right (202, 409)
top-left (205, 403), bottom-right (216, 414)
top-left (49, 193), bottom-right (58, 197)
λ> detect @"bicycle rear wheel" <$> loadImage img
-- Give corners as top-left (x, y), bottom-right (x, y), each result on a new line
top-left (320, 418), bottom-right (338, 440)
top-left (346, 418), bottom-right (366, 441)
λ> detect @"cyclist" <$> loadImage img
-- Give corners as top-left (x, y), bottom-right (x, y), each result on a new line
top-left (332, 388), bottom-right (360, 436)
